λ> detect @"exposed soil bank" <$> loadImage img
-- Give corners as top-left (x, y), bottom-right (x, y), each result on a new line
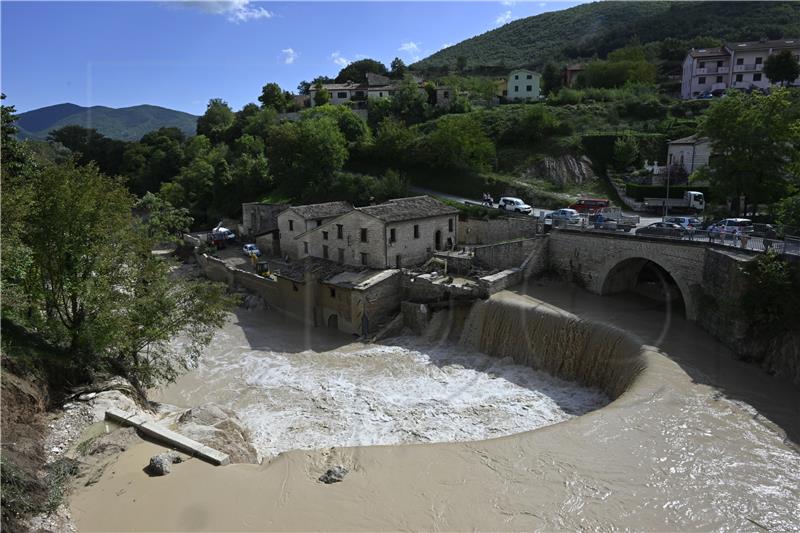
top-left (71, 291), bottom-right (800, 531)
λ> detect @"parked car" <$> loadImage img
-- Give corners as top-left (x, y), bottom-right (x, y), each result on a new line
top-left (243, 243), bottom-right (262, 257)
top-left (498, 197), bottom-right (532, 214)
top-left (213, 227), bottom-right (236, 241)
top-left (569, 197), bottom-right (610, 214)
top-left (707, 218), bottom-right (754, 238)
top-left (549, 208), bottom-right (581, 223)
top-left (664, 216), bottom-right (702, 229)
top-left (635, 222), bottom-right (685, 238)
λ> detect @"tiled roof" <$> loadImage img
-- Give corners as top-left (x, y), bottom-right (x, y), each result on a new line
top-left (669, 134), bottom-right (709, 145)
top-left (689, 47), bottom-right (727, 58)
top-left (726, 38), bottom-right (800, 52)
top-left (289, 201), bottom-right (353, 220)
top-left (358, 195), bottom-right (458, 223)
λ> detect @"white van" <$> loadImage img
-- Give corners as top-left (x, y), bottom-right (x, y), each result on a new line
top-left (498, 197), bottom-right (532, 214)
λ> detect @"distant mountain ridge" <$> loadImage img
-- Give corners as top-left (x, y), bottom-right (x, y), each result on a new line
top-left (17, 103), bottom-right (198, 141)
top-left (412, 1), bottom-right (800, 72)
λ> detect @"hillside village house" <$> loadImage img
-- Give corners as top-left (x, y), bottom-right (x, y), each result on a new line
top-left (309, 73), bottom-right (429, 109)
top-left (681, 38), bottom-right (800, 99)
top-left (563, 63), bottom-right (584, 87)
top-left (289, 196), bottom-right (458, 269)
top-left (666, 135), bottom-right (712, 175)
top-left (506, 69), bottom-right (541, 101)
top-left (277, 201), bottom-right (354, 259)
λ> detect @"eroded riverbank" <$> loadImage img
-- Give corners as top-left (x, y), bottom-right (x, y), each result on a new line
top-left (71, 291), bottom-right (800, 531)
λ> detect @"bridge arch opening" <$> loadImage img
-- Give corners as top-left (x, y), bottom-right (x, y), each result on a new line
top-left (601, 258), bottom-right (686, 316)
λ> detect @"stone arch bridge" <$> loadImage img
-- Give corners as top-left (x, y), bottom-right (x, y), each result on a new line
top-left (543, 230), bottom-right (753, 321)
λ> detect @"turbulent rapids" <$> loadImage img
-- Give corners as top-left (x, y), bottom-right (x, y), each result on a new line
top-left (82, 290), bottom-right (799, 532)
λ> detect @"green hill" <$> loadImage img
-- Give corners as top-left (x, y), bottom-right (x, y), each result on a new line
top-left (16, 103), bottom-right (198, 141)
top-left (412, 1), bottom-right (800, 72)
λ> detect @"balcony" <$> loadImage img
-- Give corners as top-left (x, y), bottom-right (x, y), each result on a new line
top-left (756, 63), bottom-right (764, 71)
top-left (696, 67), bottom-right (708, 75)
top-left (734, 64), bottom-right (756, 72)
top-left (717, 66), bottom-right (729, 74)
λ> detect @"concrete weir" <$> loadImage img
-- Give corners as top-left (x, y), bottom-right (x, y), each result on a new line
top-left (74, 291), bottom-right (800, 531)
top-left (106, 408), bottom-right (230, 466)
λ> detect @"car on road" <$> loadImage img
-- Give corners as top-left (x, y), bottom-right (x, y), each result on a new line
top-left (498, 197), bottom-right (532, 214)
top-left (549, 208), bottom-right (581, 223)
top-left (243, 243), bottom-right (262, 257)
top-left (635, 222), bottom-right (685, 238)
top-left (664, 216), bottom-right (702, 230)
top-left (707, 218), bottom-right (754, 238)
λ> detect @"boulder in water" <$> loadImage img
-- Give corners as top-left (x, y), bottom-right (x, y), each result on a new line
top-left (147, 454), bottom-right (173, 476)
top-left (319, 465), bottom-right (348, 484)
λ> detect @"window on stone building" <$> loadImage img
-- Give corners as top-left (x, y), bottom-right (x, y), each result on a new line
top-left (303, 242), bottom-right (308, 254)
top-left (698, 76), bottom-right (706, 84)
top-left (736, 74), bottom-right (743, 82)
top-left (526, 85), bottom-right (532, 91)
top-left (323, 231), bottom-right (328, 240)
top-left (514, 85), bottom-right (519, 92)
top-left (338, 248), bottom-right (344, 263)
top-left (389, 228), bottom-right (396, 242)
top-left (736, 58), bottom-right (744, 65)
top-left (361, 253), bottom-right (368, 266)
top-left (323, 245), bottom-right (329, 259)
top-left (448, 218), bottom-right (454, 232)
top-left (526, 74), bottom-right (532, 79)
top-left (755, 56), bottom-right (763, 64)
top-left (717, 60), bottom-right (723, 67)
top-left (316, 220), bottom-right (322, 227)
top-left (337, 224), bottom-right (343, 239)
top-left (716, 76), bottom-right (723, 83)
top-left (330, 288), bottom-right (336, 298)
top-left (514, 74), bottom-right (518, 79)
top-left (413, 225), bottom-right (419, 238)
top-left (443, 91), bottom-right (449, 98)
top-left (360, 228), bottom-right (368, 242)
top-left (292, 284), bottom-right (298, 292)
top-left (337, 92), bottom-right (347, 98)
top-left (395, 255), bottom-right (402, 268)
top-left (698, 61), bottom-right (705, 68)
top-left (753, 73), bottom-right (762, 81)
top-left (288, 219), bottom-right (294, 231)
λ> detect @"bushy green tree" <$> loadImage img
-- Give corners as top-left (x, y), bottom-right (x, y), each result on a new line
top-left (47, 125), bottom-right (127, 177)
top-left (541, 63), bottom-right (563, 96)
top-left (266, 116), bottom-right (348, 199)
top-left (313, 82), bottom-right (331, 106)
top-left (416, 115), bottom-right (495, 173)
top-left (372, 117), bottom-right (415, 167)
top-left (776, 194), bottom-right (800, 228)
top-left (612, 134), bottom-right (640, 171)
top-left (301, 104), bottom-right (371, 145)
top-left (196, 98), bottom-right (235, 144)
top-left (258, 82), bottom-right (289, 111)
top-left (335, 58), bottom-right (388, 83)
top-left (135, 192), bottom-right (193, 242)
top-left (390, 57), bottom-right (407, 79)
top-left (3, 161), bottom-right (234, 389)
top-left (764, 50), bottom-right (800, 87)
top-left (700, 88), bottom-right (800, 215)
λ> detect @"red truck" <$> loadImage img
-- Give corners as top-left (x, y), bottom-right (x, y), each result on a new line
top-left (569, 197), bottom-right (610, 214)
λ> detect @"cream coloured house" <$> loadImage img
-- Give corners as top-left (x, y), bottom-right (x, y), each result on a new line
top-left (667, 135), bottom-right (711, 174)
top-left (506, 69), bottom-right (541, 101)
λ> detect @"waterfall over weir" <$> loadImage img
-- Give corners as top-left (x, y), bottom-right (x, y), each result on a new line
top-left (422, 292), bottom-right (647, 399)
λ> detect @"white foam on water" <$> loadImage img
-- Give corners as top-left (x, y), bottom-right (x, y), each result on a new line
top-left (161, 324), bottom-right (608, 458)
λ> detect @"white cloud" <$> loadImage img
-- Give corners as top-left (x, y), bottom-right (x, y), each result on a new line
top-left (331, 51), bottom-right (350, 68)
top-left (538, 2), bottom-right (547, 7)
top-left (281, 48), bottom-right (298, 65)
top-left (500, 0), bottom-right (516, 6)
top-left (495, 10), bottom-right (513, 25)
top-left (399, 41), bottom-right (422, 61)
top-left (181, 0), bottom-right (274, 23)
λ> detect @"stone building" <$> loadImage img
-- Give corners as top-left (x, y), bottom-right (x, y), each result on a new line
top-left (276, 201), bottom-right (353, 260)
top-left (291, 196), bottom-right (458, 269)
top-left (666, 135), bottom-right (712, 174)
top-left (506, 69), bottom-right (541, 101)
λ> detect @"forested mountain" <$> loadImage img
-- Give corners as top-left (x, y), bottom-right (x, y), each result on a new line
top-left (16, 103), bottom-right (198, 141)
top-left (412, 1), bottom-right (800, 72)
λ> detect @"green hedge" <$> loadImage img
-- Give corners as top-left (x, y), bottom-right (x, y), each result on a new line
top-left (625, 183), bottom-right (709, 201)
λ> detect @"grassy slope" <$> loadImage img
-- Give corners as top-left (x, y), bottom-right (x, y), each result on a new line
top-left (16, 104), bottom-right (198, 141)
top-left (413, 1), bottom-right (800, 72)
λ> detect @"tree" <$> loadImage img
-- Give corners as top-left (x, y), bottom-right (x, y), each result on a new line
top-left (389, 75), bottom-right (431, 125)
top-left (313, 82), bottom-right (331, 106)
top-left (335, 58), bottom-right (388, 83)
top-left (47, 125), bottom-right (127, 177)
top-left (700, 88), bottom-right (800, 215)
top-left (456, 56), bottom-right (468, 73)
top-left (372, 117), bottom-right (416, 167)
top-left (390, 57), bottom-right (407, 79)
top-left (416, 115), bottom-right (495, 173)
top-left (541, 63), bottom-right (563, 96)
top-left (301, 105), bottom-right (371, 145)
top-left (776, 194), bottom-right (800, 228)
top-left (258, 82), bottom-right (288, 111)
top-left (612, 135), bottom-right (640, 172)
top-left (297, 80), bottom-right (311, 96)
top-left (265, 116), bottom-right (348, 199)
top-left (135, 192), bottom-right (193, 242)
top-left (4, 161), bottom-right (235, 389)
top-left (764, 50), bottom-right (800, 87)
top-left (196, 98), bottom-right (234, 144)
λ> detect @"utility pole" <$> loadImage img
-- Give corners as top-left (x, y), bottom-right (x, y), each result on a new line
top-left (665, 154), bottom-right (672, 219)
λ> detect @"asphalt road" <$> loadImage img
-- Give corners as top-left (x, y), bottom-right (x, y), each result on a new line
top-left (410, 186), bottom-right (663, 229)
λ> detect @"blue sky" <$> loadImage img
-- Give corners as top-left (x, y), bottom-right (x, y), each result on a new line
top-left (2, 1), bottom-right (584, 115)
